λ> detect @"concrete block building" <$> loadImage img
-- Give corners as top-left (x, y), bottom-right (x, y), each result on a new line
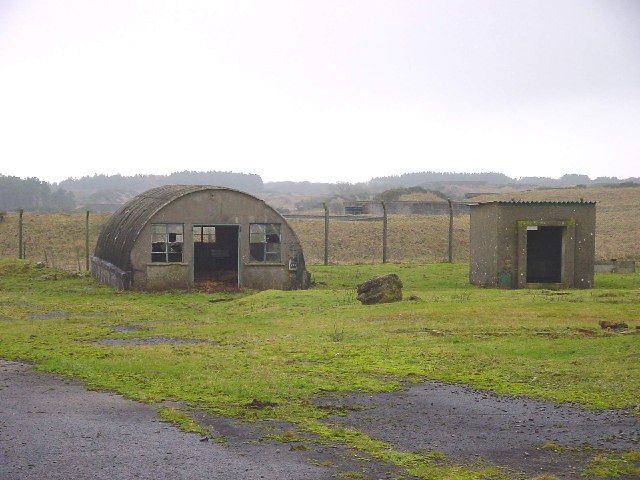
top-left (92, 185), bottom-right (310, 291)
top-left (469, 201), bottom-right (596, 289)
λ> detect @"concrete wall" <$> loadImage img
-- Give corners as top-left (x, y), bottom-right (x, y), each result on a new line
top-left (90, 256), bottom-right (130, 290)
top-left (470, 203), bottom-right (595, 289)
top-left (145, 263), bottom-right (191, 290)
top-left (469, 203), bottom-right (499, 286)
top-left (128, 189), bottom-right (308, 291)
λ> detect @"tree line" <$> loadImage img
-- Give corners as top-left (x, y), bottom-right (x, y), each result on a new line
top-left (56, 171), bottom-right (264, 194)
top-left (0, 175), bottom-right (75, 212)
top-left (0, 171), bottom-right (263, 212)
top-left (368, 171), bottom-right (639, 188)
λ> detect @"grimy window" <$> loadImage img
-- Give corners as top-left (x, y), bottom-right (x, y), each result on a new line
top-left (193, 226), bottom-right (216, 243)
top-left (151, 224), bottom-right (184, 262)
top-left (249, 223), bottom-right (281, 262)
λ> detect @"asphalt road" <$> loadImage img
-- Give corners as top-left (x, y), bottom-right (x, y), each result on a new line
top-left (0, 360), bottom-right (344, 480)
top-left (2, 359), bottom-right (638, 480)
top-left (321, 381), bottom-right (640, 479)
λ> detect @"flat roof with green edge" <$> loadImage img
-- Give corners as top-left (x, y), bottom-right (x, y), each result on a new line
top-left (468, 200), bottom-right (597, 206)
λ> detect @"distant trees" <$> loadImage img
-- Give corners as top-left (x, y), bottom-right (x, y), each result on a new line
top-left (369, 171), bottom-right (639, 189)
top-left (0, 175), bottom-right (75, 212)
top-left (2, 169), bottom-right (638, 213)
top-left (369, 171), bottom-right (513, 188)
top-left (57, 170), bottom-right (264, 194)
top-left (0, 170), bottom-right (264, 212)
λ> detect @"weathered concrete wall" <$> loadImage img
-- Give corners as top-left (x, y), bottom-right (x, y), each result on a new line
top-left (128, 188), bottom-right (308, 291)
top-left (470, 202), bottom-right (596, 289)
top-left (90, 256), bottom-right (130, 290)
top-left (145, 263), bottom-right (191, 290)
top-left (469, 203), bottom-right (499, 287)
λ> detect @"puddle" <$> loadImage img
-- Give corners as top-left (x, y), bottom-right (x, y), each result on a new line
top-left (110, 326), bottom-right (142, 333)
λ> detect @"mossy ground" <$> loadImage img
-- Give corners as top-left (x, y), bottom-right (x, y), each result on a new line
top-left (0, 259), bottom-right (638, 479)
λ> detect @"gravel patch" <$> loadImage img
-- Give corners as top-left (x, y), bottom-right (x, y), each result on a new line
top-left (319, 381), bottom-right (640, 479)
top-left (28, 311), bottom-right (68, 320)
top-left (110, 325), bottom-right (142, 333)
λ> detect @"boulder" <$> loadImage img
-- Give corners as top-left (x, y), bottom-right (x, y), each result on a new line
top-left (598, 320), bottom-right (628, 331)
top-left (356, 273), bottom-right (403, 305)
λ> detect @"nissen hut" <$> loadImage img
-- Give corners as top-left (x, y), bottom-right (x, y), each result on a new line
top-left (91, 185), bottom-right (310, 291)
top-left (469, 201), bottom-right (596, 289)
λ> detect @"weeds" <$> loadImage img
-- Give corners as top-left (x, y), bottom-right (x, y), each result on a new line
top-left (328, 324), bottom-right (345, 342)
top-left (157, 407), bottom-right (210, 437)
top-left (583, 451), bottom-right (640, 478)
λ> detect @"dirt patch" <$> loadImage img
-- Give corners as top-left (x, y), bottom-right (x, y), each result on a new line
top-left (95, 337), bottom-right (218, 346)
top-left (244, 398), bottom-right (278, 409)
top-left (318, 381), bottom-right (639, 479)
top-left (194, 279), bottom-right (241, 293)
top-left (110, 325), bottom-right (141, 333)
top-left (28, 311), bottom-right (68, 320)
top-left (187, 409), bottom-right (415, 479)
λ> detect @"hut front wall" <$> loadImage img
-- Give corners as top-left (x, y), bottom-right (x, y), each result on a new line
top-left (128, 189), bottom-right (306, 291)
top-left (497, 204), bottom-right (595, 288)
top-left (470, 203), bottom-right (595, 289)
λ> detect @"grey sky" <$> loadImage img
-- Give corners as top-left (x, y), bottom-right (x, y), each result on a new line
top-left (1, 0), bottom-right (638, 184)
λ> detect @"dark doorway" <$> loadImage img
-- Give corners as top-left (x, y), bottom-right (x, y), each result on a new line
top-left (526, 226), bottom-right (563, 283)
top-left (193, 225), bottom-right (239, 290)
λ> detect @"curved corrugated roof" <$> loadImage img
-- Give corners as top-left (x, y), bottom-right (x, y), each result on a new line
top-left (94, 185), bottom-right (227, 272)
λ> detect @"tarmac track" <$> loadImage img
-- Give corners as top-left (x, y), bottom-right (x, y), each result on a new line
top-left (1, 359), bottom-right (638, 480)
top-left (0, 360), bottom-right (397, 480)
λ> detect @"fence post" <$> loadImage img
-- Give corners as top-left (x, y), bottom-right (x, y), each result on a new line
top-left (85, 210), bottom-right (90, 270)
top-left (448, 199), bottom-right (453, 263)
top-left (323, 202), bottom-right (329, 266)
top-left (382, 201), bottom-right (388, 264)
top-left (18, 209), bottom-right (24, 259)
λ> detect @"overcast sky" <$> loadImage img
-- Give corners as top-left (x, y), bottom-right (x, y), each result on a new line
top-left (1, 0), bottom-right (639, 184)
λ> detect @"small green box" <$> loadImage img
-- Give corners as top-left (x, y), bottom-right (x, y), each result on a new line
top-left (498, 272), bottom-right (512, 288)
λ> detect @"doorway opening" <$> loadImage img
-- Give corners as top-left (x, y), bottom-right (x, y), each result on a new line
top-left (526, 226), bottom-right (563, 283)
top-left (193, 225), bottom-right (239, 291)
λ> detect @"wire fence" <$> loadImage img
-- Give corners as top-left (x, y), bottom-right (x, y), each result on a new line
top-left (0, 210), bottom-right (471, 270)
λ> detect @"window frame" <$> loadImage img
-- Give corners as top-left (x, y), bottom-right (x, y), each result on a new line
top-left (249, 223), bottom-right (282, 263)
top-left (193, 225), bottom-right (216, 244)
top-left (151, 223), bottom-right (184, 263)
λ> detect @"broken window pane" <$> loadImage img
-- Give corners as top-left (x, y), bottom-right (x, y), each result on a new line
top-left (151, 223), bottom-right (183, 263)
top-left (249, 223), bottom-right (281, 262)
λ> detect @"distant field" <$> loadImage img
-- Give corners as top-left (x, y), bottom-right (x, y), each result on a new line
top-left (0, 185), bottom-right (638, 268)
top-left (0, 212), bottom-right (109, 270)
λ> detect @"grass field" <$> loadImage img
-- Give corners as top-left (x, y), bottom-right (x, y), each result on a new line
top-left (0, 259), bottom-right (638, 479)
top-left (1, 185), bottom-right (638, 268)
